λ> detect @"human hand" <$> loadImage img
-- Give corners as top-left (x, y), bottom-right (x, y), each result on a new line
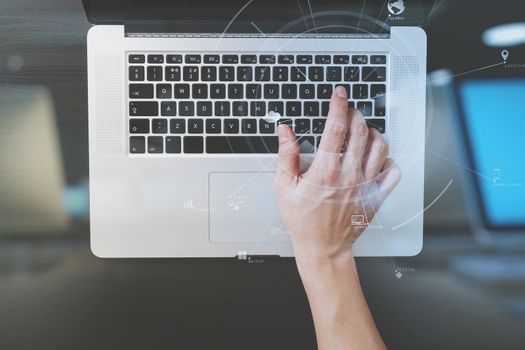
top-left (274, 86), bottom-right (401, 262)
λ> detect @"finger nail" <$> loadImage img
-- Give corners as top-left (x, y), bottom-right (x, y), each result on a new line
top-left (336, 85), bottom-right (347, 98)
top-left (277, 124), bottom-right (289, 140)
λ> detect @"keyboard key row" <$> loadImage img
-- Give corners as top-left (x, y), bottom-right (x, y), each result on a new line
top-left (129, 117), bottom-right (385, 135)
top-left (129, 83), bottom-right (386, 101)
top-left (129, 99), bottom-right (385, 117)
top-left (129, 54), bottom-right (387, 65)
top-left (129, 65), bottom-right (384, 82)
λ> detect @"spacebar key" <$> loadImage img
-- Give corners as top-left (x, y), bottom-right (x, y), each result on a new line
top-left (206, 136), bottom-right (279, 153)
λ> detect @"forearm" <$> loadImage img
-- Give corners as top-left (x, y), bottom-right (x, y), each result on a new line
top-left (296, 253), bottom-right (386, 350)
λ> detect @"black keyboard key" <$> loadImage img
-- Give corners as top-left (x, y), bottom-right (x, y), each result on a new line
top-left (259, 119), bottom-right (275, 134)
top-left (282, 84), bottom-right (297, 99)
top-left (210, 84), bottom-right (226, 99)
top-left (228, 84), bottom-right (244, 99)
top-left (370, 55), bottom-right (387, 64)
top-left (219, 66), bottom-right (235, 81)
top-left (273, 66), bottom-right (288, 81)
top-left (129, 84), bottom-right (153, 98)
top-left (167, 54), bottom-right (183, 63)
top-left (297, 55), bottom-right (313, 64)
top-left (203, 54), bottom-right (220, 63)
top-left (166, 136), bottom-right (181, 153)
top-left (179, 101), bottom-right (195, 116)
top-left (241, 55), bottom-right (257, 64)
top-left (268, 102), bottom-right (284, 116)
top-left (152, 119), bottom-right (168, 133)
top-left (206, 136), bottom-right (278, 153)
top-left (184, 136), bottom-right (204, 153)
top-left (156, 84), bottom-right (172, 99)
top-left (148, 136), bottom-right (163, 153)
top-left (224, 119), bottom-right (239, 133)
top-left (161, 102), bottom-right (177, 116)
top-left (352, 55), bottom-right (368, 64)
top-left (148, 55), bottom-right (164, 64)
top-left (308, 66), bottom-right (323, 81)
top-left (343, 66), bottom-right (360, 81)
top-left (356, 101), bottom-right (372, 116)
top-left (183, 66), bottom-right (199, 81)
top-left (165, 66), bottom-right (181, 81)
top-left (130, 101), bottom-right (158, 116)
top-left (215, 101), bottom-right (231, 116)
top-left (170, 119), bottom-right (186, 134)
top-left (348, 101), bottom-right (355, 109)
top-left (232, 101), bottom-right (248, 116)
top-left (315, 55), bottom-right (331, 64)
top-left (130, 136), bottom-right (145, 153)
top-left (286, 102), bottom-right (301, 116)
top-left (129, 66), bottom-right (145, 81)
top-left (147, 66), bottom-right (163, 81)
top-left (246, 84), bottom-right (263, 99)
top-left (237, 66), bottom-right (253, 81)
top-left (317, 84), bottom-right (332, 99)
top-left (188, 119), bottom-right (204, 133)
top-left (304, 101), bottom-right (319, 116)
top-left (291, 66), bottom-right (307, 81)
top-left (185, 54), bottom-right (201, 64)
top-left (366, 119), bottom-right (386, 134)
top-left (294, 119), bottom-right (311, 134)
top-left (327, 67), bottom-right (342, 81)
top-left (197, 101), bottom-right (212, 116)
top-left (333, 55), bottom-right (349, 64)
top-left (312, 119), bottom-right (325, 133)
top-left (362, 66), bottom-right (386, 82)
top-left (134, 134), bottom-right (153, 153)
top-left (255, 66), bottom-right (270, 81)
top-left (321, 101), bottom-right (330, 116)
top-left (174, 84), bottom-right (190, 98)
top-left (300, 84), bottom-right (315, 99)
top-left (206, 119), bottom-right (222, 134)
top-left (222, 55), bottom-right (238, 64)
top-left (353, 84), bottom-right (368, 99)
top-left (241, 119), bottom-right (257, 134)
top-left (259, 55), bottom-right (276, 64)
top-left (371, 84), bottom-right (386, 98)
top-left (192, 84), bottom-right (208, 99)
top-left (264, 84), bottom-right (279, 99)
top-left (129, 119), bottom-right (149, 133)
top-left (201, 66), bottom-right (217, 81)
top-left (278, 55), bottom-right (294, 64)
top-left (129, 54), bottom-right (145, 63)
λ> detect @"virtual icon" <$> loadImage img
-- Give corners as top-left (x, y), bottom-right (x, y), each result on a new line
top-left (388, 0), bottom-right (406, 15)
top-left (501, 49), bottom-right (509, 62)
top-left (351, 214), bottom-right (366, 226)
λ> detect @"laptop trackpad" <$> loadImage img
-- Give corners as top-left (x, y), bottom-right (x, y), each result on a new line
top-left (209, 172), bottom-right (290, 243)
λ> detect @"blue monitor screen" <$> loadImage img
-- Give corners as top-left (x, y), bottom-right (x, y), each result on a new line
top-left (459, 79), bottom-right (525, 228)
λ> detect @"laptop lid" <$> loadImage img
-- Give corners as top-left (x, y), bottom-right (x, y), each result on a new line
top-left (82, 0), bottom-right (433, 34)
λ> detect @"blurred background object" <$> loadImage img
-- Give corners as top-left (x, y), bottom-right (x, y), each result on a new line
top-left (0, 85), bottom-right (69, 233)
top-left (0, 0), bottom-right (524, 349)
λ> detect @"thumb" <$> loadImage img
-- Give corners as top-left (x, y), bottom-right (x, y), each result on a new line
top-left (276, 124), bottom-right (300, 184)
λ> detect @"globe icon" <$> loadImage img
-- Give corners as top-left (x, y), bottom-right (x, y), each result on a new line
top-left (388, 0), bottom-right (406, 15)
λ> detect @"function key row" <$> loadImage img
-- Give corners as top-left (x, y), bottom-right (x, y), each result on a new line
top-left (129, 65), bottom-right (385, 82)
top-left (129, 54), bottom-right (387, 65)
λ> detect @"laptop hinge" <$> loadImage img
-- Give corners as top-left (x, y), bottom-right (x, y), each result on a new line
top-left (124, 21), bottom-right (390, 39)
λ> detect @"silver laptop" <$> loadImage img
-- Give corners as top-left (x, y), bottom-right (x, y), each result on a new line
top-left (84, 0), bottom-right (427, 257)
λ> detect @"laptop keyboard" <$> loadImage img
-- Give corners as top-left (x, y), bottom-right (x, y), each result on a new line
top-left (127, 53), bottom-right (387, 155)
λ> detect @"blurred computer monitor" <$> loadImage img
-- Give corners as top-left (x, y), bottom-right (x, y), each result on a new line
top-left (0, 85), bottom-right (69, 233)
top-left (453, 77), bottom-right (525, 248)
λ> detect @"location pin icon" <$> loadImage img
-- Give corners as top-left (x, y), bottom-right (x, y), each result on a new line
top-left (501, 49), bottom-right (509, 62)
